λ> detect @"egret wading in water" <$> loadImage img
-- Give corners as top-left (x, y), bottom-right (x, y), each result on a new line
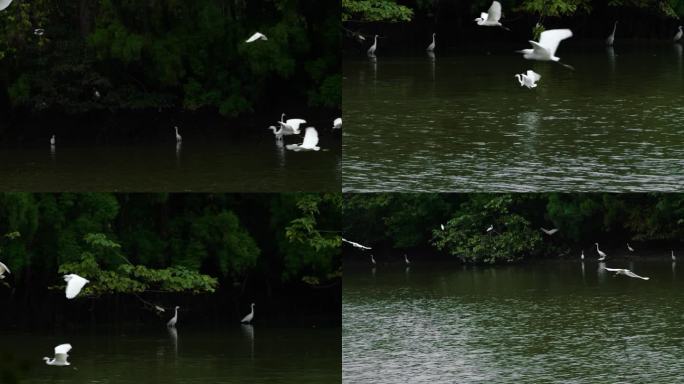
top-left (427, 33), bottom-right (436, 52)
top-left (0, 0), bottom-right (14, 12)
top-left (246, 32), bottom-right (267, 43)
top-left (370, 254), bottom-right (376, 265)
top-left (672, 250), bottom-right (677, 261)
top-left (342, 238), bottom-right (372, 250)
top-left (268, 126), bottom-right (284, 140)
top-left (0, 261), bottom-right (10, 279)
top-left (241, 303), bottom-right (255, 324)
top-left (595, 243), bottom-right (607, 261)
top-left (333, 117), bottom-right (342, 130)
top-left (167, 306), bottom-right (180, 327)
top-left (604, 267), bottom-right (650, 280)
top-left (627, 243), bottom-right (634, 252)
top-left (515, 70), bottom-right (541, 89)
top-left (475, 1), bottom-right (510, 31)
top-left (64, 274), bottom-right (89, 299)
top-left (517, 29), bottom-right (574, 69)
top-left (286, 127), bottom-right (320, 151)
top-left (43, 344), bottom-right (72, 366)
top-left (674, 26), bottom-right (683, 42)
top-left (50, 135), bottom-right (56, 146)
top-left (367, 35), bottom-right (379, 56)
top-left (174, 126), bottom-right (182, 143)
top-left (581, 250), bottom-right (584, 260)
top-left (404, 254), bottom-right (410, 265)
top-left (606, 21), bottom-right (617, 46)
top-left (540, 227), bottom-right (559, 236)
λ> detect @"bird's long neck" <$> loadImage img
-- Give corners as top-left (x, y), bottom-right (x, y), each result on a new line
top-left (515, 74), bottom-right (523, 85)
top-left (374, 35), bottom-right (378, 44)
top-left (432, 34), bottom-right (435, 44)
top-left (596, 244), bottom-right (600, 251)
top-left (174, 307), bottom-right (178, 317)
top-left (612, 22), bottom-right (617, 34)
top-left (281, 113), bottom-right (285, 122)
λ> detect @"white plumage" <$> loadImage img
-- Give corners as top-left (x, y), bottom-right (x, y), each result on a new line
top-left (426, 33), bottom-right (436, 52)
top-left (286, 127), bottom-right (320, 152)
top-left (50, 135), bottom-right (56, 146)
top-left (518, 29), bottom-right (573, 62)
top-left (606, 21), bottom-right (617, 46)
top-left (515, 70), bottom-right (541, 89)
top-left (342, 238), bottom-right (372, 250)
top-left (43, 343), bottom-right (72, 366)
top-left (604, 267), bottom-right (650, 280)
top-left (333, 117), bottom-right (342, 130)
top-left (367, 35), bottom-right (379, 56)
top-left (246, 32), bottom-right (267, 43)
top-left (167, 306), bottom-right (179, 327)
top-left (64, 274), bottom-right (89, 299)
top-left (595, 243), bottom-right (607, 261)
top-left (540, 227), bottom-right (558, 235)
top-left (0, 261), bottom-right (10, 279)
top-left (475, 1), bottom-right (504, 28)
top-left (0, 0), bottom-right (14, 12)
top-left (241, 303), bottom-right (255, 323)
top-left (278, 118), bottom-right (307, 135)
top-left (674, 26), bottom-right (683, 42)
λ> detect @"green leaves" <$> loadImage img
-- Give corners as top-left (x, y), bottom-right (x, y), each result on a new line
top-left (342, 0), bottom-right (415, 22)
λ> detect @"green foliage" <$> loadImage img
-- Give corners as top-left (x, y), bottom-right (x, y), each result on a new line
top-left (342, 0), bottom-right (415, 22)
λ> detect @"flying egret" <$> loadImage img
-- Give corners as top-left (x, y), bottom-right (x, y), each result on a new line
top-left (486, 224), bottom-right (494, 232)
top-left (50, 135), bottom-right (56, 146)
top-left (174, 126), bottom-right (182, 143)
top-left (515, 70), bottom-right (541, 89)
top-left (627, 243), bottom-right (634, 252)
top-left (474, 1), bottom-right (509, 30)
top-left (540, 227), bottom-right (558, 236)
top-left (0, 0), bottom-right (14, 11)
top-left (34, 28), bottom-right (45, 36)
top-left (427, 33), bottom-right (436, 52)
top-left (404, 254), bottom-right (410, 265)
top-left (367, 35), bottom-right (379, 56)
top-left (440, 224), bottom-right (445, 231)
top-left (246, 32), bottom-right (267, 43)
top-left (606, 21), bottom-right (617, 46)
top-left (278, 119), bottom-right (307, 135)
top-left (342, 238), bottom-right (372, 250)
top-left (674, 26), bottom-right (683, 42)
top-left (672, 250), bottom-right (677, 261)
top-left (370, 254), bottom-right (376, 265)
top-left (517, 29), bottom-right (573, 68)
top-left (0, 261), bottom-right (10, 279)
top-left (64, 274), bottom-right (89, 299)
top-left (43, 344), bottom-right (72, 366)
top-left (604, 267), bottom-right (650, 281)
top-left (286, 127), bottom-right (320, 152)
top-left (595, 243), bottom-right (607, 261)
top-left (167, 306), bottom-right (179, 327)
top-left (268, 126), bottom-right (284, 140)
top-left (581, 250), bottom-right (584, 260)
top-left (241, 303), bottom-right (255, 324)
top-left (333, 117), bottom-right (342, 130)
top-left (154, 305), bottom-right (165, 313)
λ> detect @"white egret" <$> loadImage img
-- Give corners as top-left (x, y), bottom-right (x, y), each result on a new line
top-left (154, 305), bottom-right (165, 313)
top-left (50, 135), bottom-right (56, 146)
top-left (0, 261), bottom-right (10, 279)
top-left (540, 227), bottom-right (558, 235)
top-left (595, 243), bottom-right (607, 261)
top-left (342, 238), bottom-right (372, 250)
top-left (267, 126), bottom-right (284, 140)
top-left (34, 28), bottom-right (45, 36)
top-left (672, 250), bottom-right (677, 261)
top-left (93, 89), bottom-right (101, 99)
top-left (167, 306), bottom-right (179, 327)
top-left (241, 303), bottom-right (255, 324)
top-left (606, 21), bottom-right (617, 46)
top-left (367, 35), bottom-right (379, 56)
top-left (581, 250), bottom-right (584, 260)
top-left (486, 224), bottom-right (494, 232)
top-left (286, 127), bottom-right (320, 152)
top-left (440, 224), bottom-right (445, 231)
top-left (517, 29), bottom-right (573, 67)
top-left (674, 26), bottom-right (683, 42)
top-left (604, 267), bottom-right (650, 281)
top-left (627, 243), bottom-right (634, 252)
top-left (64, 274), bottom-right (89, 299)
top-left (278, 119), bottom-right (307, 135)
top-left (333, 117), bottom-right (342, 130)
top-left (246, 32), bottom-right (267, 43)
top-left (43, 344), bottom-right (72, 366)
top-left (0, 0), bottom-right (14, 12)
top-left (474, 1), bottom-right (509, 30)
top-left (370, 254), bottom-right (376, 265)
top-left (404, 254), bottom-right (410, 265)
top-left (427, 33), bottom-right (436, 52)
top-left (515, 70), bottom-right (541, 89)
top-left (174, 126), bottom-right (182, 143)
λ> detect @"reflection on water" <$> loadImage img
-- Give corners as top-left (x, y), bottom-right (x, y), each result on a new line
top-left (344, 260), bottom-right (684, 383)
top-left (343, 44), bottom-right (684, 192)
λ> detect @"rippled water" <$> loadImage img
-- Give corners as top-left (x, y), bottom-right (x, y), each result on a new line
top-left (343, 43), bottom-right (684, 192)
top-left (1, 326), bottom-right (340, 383)
top-left (343, 259), bottom-right (684, 383)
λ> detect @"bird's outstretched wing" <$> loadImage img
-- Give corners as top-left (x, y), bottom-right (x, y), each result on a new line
top-left (487, 1), bottom-right (502, 22)
top-left (0, 0), bottom-right (13, 12)
top-left (526, 70), bottom-right (541, 82)
top-left (479, 12), bottom-right (488, 20)
top-left (603, 267), bottom-right (622, 272)
top-left (64, 274), bottom-right (89, 299)
top-left (0, 261), bottom-right (10, 275)
top-left (54, 344), bottom-right (71, 363)
top-left (246, 32), bottom-right (266, 43)
top-left (302, 127), bottom-right (319, 149)
top-left (538, 29), bottom-right (573, 56)
top-left (624, 270), bottom-right (650, 280)
top-left (342, 238), bottom-right (372, 250)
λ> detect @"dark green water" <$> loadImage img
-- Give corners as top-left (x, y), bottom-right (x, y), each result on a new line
top-left (343, 43), bottom-right (684, 192)
top-left (343, 258), bottom-right (684, 383)
top-left (0, 325), bottom-right (340, 383)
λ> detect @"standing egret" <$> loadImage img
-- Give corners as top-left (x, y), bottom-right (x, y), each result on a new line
top-left (540, 227), bottom-right (558, 235)
top-left (595, 243), bottom-right (607, 261)
top-left (367, 35), bottom-right (379, 56)
top-left (427, 33), bottom-right (436, 52)
top-left (0, 0), bottom-right (14, 11)
top-left (674, 26), bottom-right (683, 42)
top-left (333, 117), bottom-right (342, 130)
top-left (474, 1), bottom-right (509, 30)
top-left (517, 29), bottom-right (573, 68)
top-left (515, 70), bottom-right (541, 89)
top-left (246, 32), bottom-right (267, 43)
top-left (268, 126), bottom-right (284, 140)
top-left (167, 306), bottom-right (179, 327)
top-left (64, 274), bottom-right (89, 299)
top-left (581, 250), bottom-right (585, 260)
top-left (486, 224), bottom-right (494, 232)
top-left (370, 254), bottom-right (376, 265)
top-left (604, 267), bottom-right (650, 280)
top-left (404, 254), bottom-right (410, 265)
top-left (174, 126), bottom-right (182, 143)
top-left (241, 303), bottom-right (255, 324)
top-left (43, 344), bottom-right (72, 366)
top-left (286, 127), bottom-right (320, 152)
top-left (342, 238), bottom-right (372, 250)
top-left (606, 21), bottom-right (617, 46)
top-left (672, 250), bottom-right (677, 261)
top-left (0, 261), bottom-right (10, 279)
top-left (50, 135), bottom-right (56, 146)
top-left (627, 243), bottom-right (634, 252)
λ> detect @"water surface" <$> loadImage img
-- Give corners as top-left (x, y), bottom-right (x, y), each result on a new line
top-left (343, 43), bottom-right (684, 191)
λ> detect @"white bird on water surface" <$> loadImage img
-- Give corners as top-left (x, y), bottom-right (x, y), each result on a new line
top-left (241, 303), bottom-right (255, 324)
top-left (606, 21), bottom-right (617, 46)
top-left (518, 29), bottom-right (573, 68)
top-left (268, 125), bottom-right (284, 140)
top-left (427, 33), bottom-right (436, 52)
top-left (246, 32), bottom-right (267, 43)
top-left (367, 35), bottom-right (379, 56)
top-left (50, 135), bottom-right (56, 146)
top-left (333, 117), bottom-right (342, 130)
top-left (370, 254), bottom-right (376, 265)
top-left (581, 250), bottom-right (584, 260)
top-left (167, 306), bottom-right (180, 327)
top-left (43, 344), bottom-right (72, 366)
top-left (540, 227), bottom-right (558, 236)
top-left (342, 238), bottom-right (372, 250)
top-left (174, 126), bottom-right (182, 143)
top-left (0, 261), bottom-right (10, 279)
top-left (404, 254), bottom-right (410, 265)
top-left (515, 70), bottom-right (541, 89)
top-left (672, 250), bottom-right (677, 261)
top-left (0, 0), bottom-right (14, 12)
top-left (595, 243), bottom-right (607, 261)
top-left (674, 26), bottom-right (683, 42)
top-left (286, 127), bottom-right (320, 152)
top-left (604, 267), bottom-right (650, 281)
top-left (474, 1), bottom-right (509, 30)
top-left (627, 243), bottom-right (634, 252)
top-left (64, 274), bottom-right (89, 299)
